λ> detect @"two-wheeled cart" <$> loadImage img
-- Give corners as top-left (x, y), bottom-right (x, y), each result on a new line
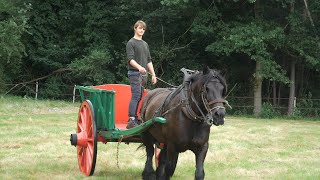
top-left (70, 84), bottom-right (165, 176)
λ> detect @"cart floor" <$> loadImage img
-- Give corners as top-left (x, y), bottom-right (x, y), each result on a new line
top-left (115, 123), bottom-right (127, 130)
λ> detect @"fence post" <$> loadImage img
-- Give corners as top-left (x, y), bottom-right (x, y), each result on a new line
top-left (73, 85), bottom-right (76, 103)
top-left (294, 97), bottom-right (296, 108)
top-left (35, 81), bottom-right (38, 100)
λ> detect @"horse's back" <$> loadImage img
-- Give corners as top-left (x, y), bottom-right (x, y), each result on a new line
top-left (141, 88), bottom-right (173, 121)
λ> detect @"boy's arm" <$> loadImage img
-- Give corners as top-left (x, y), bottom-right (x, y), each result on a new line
top-left (147, 62), bottom-right (157, 84)
top-left (129, 60), bottom-right (146, 74)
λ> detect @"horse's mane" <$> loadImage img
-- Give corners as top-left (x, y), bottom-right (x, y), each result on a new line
top-left (187, 69), bottom-right (227, 96)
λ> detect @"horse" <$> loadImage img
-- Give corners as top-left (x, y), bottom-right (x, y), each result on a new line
top-left (140, 66), bottom-right (229, 180)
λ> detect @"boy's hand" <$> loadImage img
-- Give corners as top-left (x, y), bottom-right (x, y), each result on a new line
top-left (138, 67), bottom-right (146, 74)
top-left (151, 75), bottom-right (157, 84)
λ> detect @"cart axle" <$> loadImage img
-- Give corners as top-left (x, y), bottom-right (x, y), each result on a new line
top-left (70, 134), bottom-right (77, 146)
top-left (70, 131), bottom-right (90, 147)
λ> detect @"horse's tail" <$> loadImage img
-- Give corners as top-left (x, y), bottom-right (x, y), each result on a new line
top-left (136, 143), bottom-right (145, 151)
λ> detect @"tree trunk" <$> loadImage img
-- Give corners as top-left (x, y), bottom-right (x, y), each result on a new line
top-left (277, 84), bottom-right (281, 106)
top-left (253, 61), bottom-right (262, 116)
top-left (273, 81), bottom-right (277, 106)
top-left (253, 0), bottom-right (262, 117)
top-left (298, 63), bottom-right (305, 97)
top-left (287, 60), bottom-right (296, 116)
top-left (287, 2), bottom-right (296, 116)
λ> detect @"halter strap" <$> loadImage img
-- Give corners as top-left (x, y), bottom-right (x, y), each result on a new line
top-left (207, 98), bottom-right (227, 106)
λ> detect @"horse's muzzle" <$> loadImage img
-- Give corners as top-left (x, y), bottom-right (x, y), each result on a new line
top-left (212, 108), bottom-right (225, 126)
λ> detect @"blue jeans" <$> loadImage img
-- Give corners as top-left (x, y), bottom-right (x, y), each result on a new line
top-left (128, 70), bottom-right (147, 118)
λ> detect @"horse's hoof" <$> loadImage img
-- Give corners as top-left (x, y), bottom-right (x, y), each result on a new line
top-left (142, 171), bottom-right (156, 180)
top-left (156, 175), bottom-right (166, 180)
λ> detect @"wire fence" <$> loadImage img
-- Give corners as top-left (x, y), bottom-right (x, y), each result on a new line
top-left (3, 82), bottom-right (320, 116)
top-left (3, 82), bottom-right (82, 103)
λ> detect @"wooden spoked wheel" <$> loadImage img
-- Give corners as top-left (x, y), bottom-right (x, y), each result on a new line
top-left (76, 100), bottom-right (97, 176)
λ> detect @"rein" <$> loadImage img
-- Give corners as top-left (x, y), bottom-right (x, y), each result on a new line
top-left (147, 72), bottom-right (178, 88)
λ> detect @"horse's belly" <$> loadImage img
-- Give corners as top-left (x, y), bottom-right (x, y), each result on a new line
top-left (149, 128), bottom-right (166, 143)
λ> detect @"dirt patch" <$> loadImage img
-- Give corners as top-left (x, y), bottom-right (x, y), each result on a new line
top-left (1, 144), bottom-right (22, 149)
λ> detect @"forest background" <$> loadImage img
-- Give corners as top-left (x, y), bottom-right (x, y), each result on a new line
top-left (0, 0), bottom-right (319, 118)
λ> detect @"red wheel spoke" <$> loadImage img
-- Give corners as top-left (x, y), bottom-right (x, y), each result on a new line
top-left (83, 110), bottom-right (87, 130)
top-left (80, 147), bottom-right (86, 166)
top-left (78, 147), bottom-right (83, 155)
top-left (87, 126), bottom-right (92, 136)
top-left (78, 119), bottom-right (85, 132)
top-left (87, 141), bottom-right (93, 154)
top-left (86, 148), bottom-right (93, 169)
top-left (84, 112), bottom-right (88, 129)
top-left (87, 137), bottom-right (93, 142)
top-left (86, 116), bottom-right (91, 132)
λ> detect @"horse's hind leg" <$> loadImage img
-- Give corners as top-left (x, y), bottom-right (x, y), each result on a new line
top-left (165, 144), bottom-right (179, 179)
top-left (142, 132), bottom-right (156, 180)
top-left (157, 144), bottom-right (179, 180)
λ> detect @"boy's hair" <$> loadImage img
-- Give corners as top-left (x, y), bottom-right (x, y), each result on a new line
top-left (134, 20), bottom-right (147, 30)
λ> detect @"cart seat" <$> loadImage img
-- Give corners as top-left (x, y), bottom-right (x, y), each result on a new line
top-left (93, 84), bottom-right (148, 130)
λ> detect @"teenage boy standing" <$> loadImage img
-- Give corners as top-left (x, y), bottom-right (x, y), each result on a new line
top-left (126, 20), bottom-right (157, 129)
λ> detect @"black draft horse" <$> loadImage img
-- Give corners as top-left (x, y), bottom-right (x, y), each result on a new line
top-left (140, 67), bottom-right (229, 180)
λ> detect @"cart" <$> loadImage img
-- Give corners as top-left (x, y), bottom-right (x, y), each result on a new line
top-left (70, 84), bottom-right (166, 176)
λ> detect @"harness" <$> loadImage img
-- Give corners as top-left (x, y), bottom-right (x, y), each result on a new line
top-left (144, 71), bottom-right (231, 126)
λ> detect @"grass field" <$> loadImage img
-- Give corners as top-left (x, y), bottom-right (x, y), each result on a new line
top-left (0, 96), bottom-right (320, 179)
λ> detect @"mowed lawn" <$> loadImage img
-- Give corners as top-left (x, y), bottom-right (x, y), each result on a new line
top-left (0, 96), bottom-right (320, 179)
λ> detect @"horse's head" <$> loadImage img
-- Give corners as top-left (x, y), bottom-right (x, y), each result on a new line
top-left (189, 66), bottom-right (228, 126)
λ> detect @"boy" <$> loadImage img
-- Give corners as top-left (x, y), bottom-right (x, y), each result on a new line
top-left (126, 20), bottom-right (157, 129)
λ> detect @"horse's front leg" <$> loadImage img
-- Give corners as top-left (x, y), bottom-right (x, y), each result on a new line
top-left (194, 142), bottom-right (209, 180)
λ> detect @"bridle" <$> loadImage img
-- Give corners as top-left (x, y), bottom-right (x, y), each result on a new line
top-left (201, 79), bottom-right (230, 114)
top-left (182, 74), bottom-right (231, 125)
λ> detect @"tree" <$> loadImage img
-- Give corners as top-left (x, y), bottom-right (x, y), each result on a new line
top-left (284, 0), bottom-right (320, 115)
top-left (0, 0), bottom-right (29, 92)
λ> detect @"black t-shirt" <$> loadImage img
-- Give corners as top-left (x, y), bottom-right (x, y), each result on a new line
top-left (126, 38), bottom-right (152, 70)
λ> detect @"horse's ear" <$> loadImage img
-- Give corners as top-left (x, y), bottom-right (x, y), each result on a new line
top-left (203, 66), bottom-right (210, 74)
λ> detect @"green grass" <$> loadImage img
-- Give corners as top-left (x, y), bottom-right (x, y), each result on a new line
top-left (0, 96), bottom-right (320, 179)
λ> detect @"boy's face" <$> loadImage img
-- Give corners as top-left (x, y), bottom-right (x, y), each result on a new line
top-left (135, 24), bottom-right (145, 37)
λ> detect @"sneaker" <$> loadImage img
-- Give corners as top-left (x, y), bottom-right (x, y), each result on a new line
top-left (126, 117), bottom-right (139, 129)
top-left (136, 118), bottom-right (143, 125)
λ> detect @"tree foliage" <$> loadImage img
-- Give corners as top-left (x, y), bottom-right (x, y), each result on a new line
top-left (206, 22), bottom-right (288, 83)
top-left (0, 0), bottom-right (29, 89)
top-left (1, 0), bottom-right (319, 116)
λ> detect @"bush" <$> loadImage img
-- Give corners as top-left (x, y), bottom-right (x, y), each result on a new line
top-left (260, 102), bottom-right (280, 118)
top-left (296, 92), bottom-right (320, 117)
